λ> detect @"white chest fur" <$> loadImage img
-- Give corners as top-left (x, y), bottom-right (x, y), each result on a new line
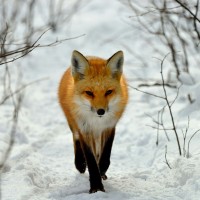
top-left (77, 113), bottom-right (117, 135)
top-left (74, 96), bottom-right (120, 135)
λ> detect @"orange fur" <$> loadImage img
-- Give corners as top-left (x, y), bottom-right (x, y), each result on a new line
top-left (58, 50), bottom-right (128, 165)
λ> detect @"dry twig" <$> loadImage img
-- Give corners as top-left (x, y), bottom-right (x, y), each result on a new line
top-left (165, 145), bottom-right (172, 169)
top-left (187, 129), bottom-right (200, 158)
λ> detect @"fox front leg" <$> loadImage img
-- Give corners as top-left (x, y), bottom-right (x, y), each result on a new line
top-left (80, 139), bottom-right (105, 193)
top-left (99, 128), bottom-right (115, 180)
top-left (74, 139), bottom-right (86, 173)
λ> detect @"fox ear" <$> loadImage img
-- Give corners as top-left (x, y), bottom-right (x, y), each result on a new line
top-left (71, 50), bottom-right (89, 78)
top-left (107, 51), bottom-right (124, 77)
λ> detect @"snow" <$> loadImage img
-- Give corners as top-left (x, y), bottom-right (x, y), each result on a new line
top-left (1, 0), bottom-right (200, 199)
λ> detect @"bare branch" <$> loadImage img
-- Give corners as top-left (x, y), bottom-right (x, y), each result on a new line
top-left (174, 0), bottom-right (200, 23)
top-left (170, 84), bottom-right (182, 107)
top-left (128, 84), bottom-right (165, 99)
top-left (0, 77), bottom-right (48, 105)
top-left (0, 92), bottom-right (23, 199)
top-left (160, 107), bottom-right (170, 142)
top-left (0, 45), bottom-right (39, 66)
top-left (160, 53), bottom-right (182, 156)
top-left (0, 26), bottom-right (85, 66)
top-left (182, 116), bottom-right (190, 157)
top-left (187, 129), bottom-right (200, 158)
top-left (37, 33), bottom-right (86, 48)
top-left (165, 145), bottom-right (172, 169)
top-left (156, 111), bottom-right (160, 146)
top-left (0, 94), bottom-right (23, 170)
top-left (138, 82), bottom-right (176, 88)
top-left (193, 0), bottom-right (200, 41)
top-left (146, 124), bottom-right (174, 131)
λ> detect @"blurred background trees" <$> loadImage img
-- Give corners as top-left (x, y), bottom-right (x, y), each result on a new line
top-left (122, 0), bottom-right (200, 157)
top-left (0, 1), bottom-right (81, 197)
top-left (123, 0), bottom-right (200, 100)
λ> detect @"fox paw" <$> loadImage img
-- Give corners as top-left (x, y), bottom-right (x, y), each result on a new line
top-left (75, 158), bottom-right (86, 173)
top-left (101, 174), bottom-right (107, 180)
top-left (89, 187), bottom-right (105, 193)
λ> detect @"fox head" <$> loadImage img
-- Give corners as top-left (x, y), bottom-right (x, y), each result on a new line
top-left (71, 50), bottom-right (125, 127)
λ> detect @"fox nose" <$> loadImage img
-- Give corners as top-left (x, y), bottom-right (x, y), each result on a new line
top-left (97, 109), bottom-right (105, 116)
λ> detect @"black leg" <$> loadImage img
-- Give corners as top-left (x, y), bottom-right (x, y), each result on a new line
top-left (81, 141), bottom-right (105, 193)
top-left (99, 128), bottom-right (115, 180)
top-left (75, 140), bottom-right (86, 173)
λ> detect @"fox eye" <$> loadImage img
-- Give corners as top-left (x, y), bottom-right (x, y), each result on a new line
top-left (105, 90), bottom-right (113, 96)
top-left (85, 91), bottom-right (94, 97)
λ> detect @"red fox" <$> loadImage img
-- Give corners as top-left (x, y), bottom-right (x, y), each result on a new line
top-left (58, 50), bottom-right (128, 193)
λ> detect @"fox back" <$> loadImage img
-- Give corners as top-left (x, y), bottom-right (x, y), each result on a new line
top-left (58, 50), bottom-right (128, 193)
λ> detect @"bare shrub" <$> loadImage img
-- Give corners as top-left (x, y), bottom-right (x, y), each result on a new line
top-left (0, 1), bottom-right (84, 198)
top-left (124, 0), bottom-right (200, 103)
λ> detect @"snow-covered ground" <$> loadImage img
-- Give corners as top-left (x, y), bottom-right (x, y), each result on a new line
top-left (1, 0), bottom-right (200, 199)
